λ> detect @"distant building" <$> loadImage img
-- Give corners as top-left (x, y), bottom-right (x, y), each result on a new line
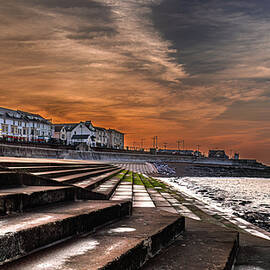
top-left (95, 127), bottom-right (108, 148)
top-left (107, 129), bottom-right (124, 149)
top-left (70, 121), bottom-right (96, 147)
top-left (53, 123), bottom-right (124, 150)
top-left (53, 124), bottom-right (65, 141)
top-left (61, 123), bottom-right (77, 144)
top-left (157, 149), bottom-right (195, 156)
top-left (208, 150), bottom-right (229, 159)
top-left (178, 150), bottom-right (194, 156)
top-left (194, 150), bottom-right (203, 157)
top-left (53, 121), bottom-right (96, 147)
top-left (0, 107), bottom-right (53, 142)
top-left (52, 123), bottom-right (76, 143)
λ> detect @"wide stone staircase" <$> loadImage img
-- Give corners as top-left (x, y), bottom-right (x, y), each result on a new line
top-left (0, 160), bottom-right (239, 269)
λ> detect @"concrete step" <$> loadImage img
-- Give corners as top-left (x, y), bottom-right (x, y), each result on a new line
top-left (0, 186), bottom-right (75, 215)
top-left (52, 167), bottom-right (118, 184)
top-left (0, 172), bottom-right (64, 188)
top-left (142, 218), bottom-right (239, 270)
top-left (0, 162), bottom-right (109, 168)
top-left (6, 165), bottom-right (97, 173)
top-left (0, 208), bottom-right (184, 270)
top-left (32, 165), bottom-right (114, 178)
top-left (92, 170), bottom-right (128, 199)
top-left (0, 200), bottom-right (131, 265)
top-left (0, 171), bottom-right (121, 205)
top-left (74, 168), bottom-right (123, 192)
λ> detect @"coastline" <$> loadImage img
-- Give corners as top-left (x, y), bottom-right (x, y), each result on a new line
top-left (159, 176), bottom-right (270, 235)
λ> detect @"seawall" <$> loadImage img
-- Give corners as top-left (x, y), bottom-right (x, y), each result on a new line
top-left (0, 144), bottom-right (266, 171)
top-left (0, 143), bottom-right (196, 162)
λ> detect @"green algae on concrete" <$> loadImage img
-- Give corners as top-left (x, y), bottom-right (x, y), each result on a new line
top-left (138, 174), bottom-right (154, 188)
top-left (122, 171), bottom-right (133, 182)
top-left (115, 170), bottom-right (127, 179)
top-left (133, 173), bottom-right (144, 185)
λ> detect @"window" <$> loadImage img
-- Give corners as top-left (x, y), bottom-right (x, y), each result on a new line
top-left (2, 124), bottom-right (8, 133)
top-left (11, 126), bottom-right (18, 134)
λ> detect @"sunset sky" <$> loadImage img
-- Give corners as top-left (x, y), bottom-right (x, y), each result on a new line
top-left (1, 0), bottom-right (270, 163)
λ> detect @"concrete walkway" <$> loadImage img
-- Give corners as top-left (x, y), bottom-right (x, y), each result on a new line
top-left (114, 162), bottom-right (158, 174)
top-left (116, 162), bottom-right (270, 269)
top-left (110, 172), bottom-right (201, 221)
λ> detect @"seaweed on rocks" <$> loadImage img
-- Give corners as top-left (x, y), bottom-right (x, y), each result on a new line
top-left (235, 212), bottom-right (270, 232)
top-left (153, 162), bottom-right (176, 176)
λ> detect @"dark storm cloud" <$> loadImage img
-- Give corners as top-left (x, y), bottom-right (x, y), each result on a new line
top-left (152, 0), bottom-right (270, 79)
top-left (216, 100), bottom-right (270, 122)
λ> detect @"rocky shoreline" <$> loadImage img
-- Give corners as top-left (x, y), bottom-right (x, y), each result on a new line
top-left (153, 161), bottom-right (270, 233)
top-left (164, 176), bottom-right (270, 233)
top-left (235, 212), bottom-right (270, 232)
top-left (194, 185), bottom-right (270, 233)
top-left (153, 161), bottom-right (270, 178)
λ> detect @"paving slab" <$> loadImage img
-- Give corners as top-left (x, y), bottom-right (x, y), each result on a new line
top-left (111, 178), bottom-right (133, 201)
top-left (0, 208), bottom-right (185, 270)
top-left (92, 171), bottom-right (127, 199)
top-left (142, 218), bottom-right (239, 270)
top-left (235, 232), bottom-right (270, 270)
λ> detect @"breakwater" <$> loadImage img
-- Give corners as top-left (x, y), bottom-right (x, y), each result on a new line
top-left (162, 161), bottom-right (270, 178)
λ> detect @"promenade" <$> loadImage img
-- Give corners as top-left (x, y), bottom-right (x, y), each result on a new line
top-left (0, 157), bottom-right (268, 269)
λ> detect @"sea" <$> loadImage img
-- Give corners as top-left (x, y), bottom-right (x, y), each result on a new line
top-left (159, 177), bottom-right (270, 232)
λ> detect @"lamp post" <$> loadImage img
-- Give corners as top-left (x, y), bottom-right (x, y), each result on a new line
top-left (80, 124), bottom-right (82, 144)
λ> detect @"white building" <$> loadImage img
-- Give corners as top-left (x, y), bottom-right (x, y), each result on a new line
top-left (53, 123), bottom-right (75, 143)
top-left (0, 107), bottom-right (53, 142)
top-left (69, 121), bottom-right (96, 147)
top-left (53, 122), bottom-right (124, 150)
top-left (53, 121), bottom-right (96, 147)
top-left (95, 127), bottom-right (108, 148)
top-left (107, 129), bottom-right (124, 149)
